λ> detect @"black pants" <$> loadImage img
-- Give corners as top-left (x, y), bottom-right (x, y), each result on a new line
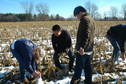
top-left (53, 49), bottom-right (75, 70)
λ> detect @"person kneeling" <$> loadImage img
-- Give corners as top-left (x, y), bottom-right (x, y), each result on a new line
top-left (51, 25), bottom-right (75, 72)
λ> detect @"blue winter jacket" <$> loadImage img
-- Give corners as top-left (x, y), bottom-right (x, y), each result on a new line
top-left (14, 39), bottom-right (37, 74)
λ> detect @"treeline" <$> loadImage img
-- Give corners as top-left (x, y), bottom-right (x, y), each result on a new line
top-left (0, 13), bottom-right (125, 22)
top-left (0, 13), bottom-right (68, 22)
top-left (1, 1), bottom-right (126, 22)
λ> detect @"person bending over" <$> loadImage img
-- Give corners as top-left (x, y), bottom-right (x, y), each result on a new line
top-left (10, 39), bottom-right (41, 82)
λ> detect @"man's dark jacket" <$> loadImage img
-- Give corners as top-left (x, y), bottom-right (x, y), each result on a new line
top-left (75, 13), bottom-right (95, 52)
top-left (52, 30), bottom-right (72, 54)
top-left (107, 24), bottom-right (126, 52)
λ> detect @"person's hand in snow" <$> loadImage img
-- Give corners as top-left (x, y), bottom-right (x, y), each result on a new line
top-left (32, 70), bottom-right (41, 79)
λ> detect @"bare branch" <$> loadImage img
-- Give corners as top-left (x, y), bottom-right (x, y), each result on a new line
top-left (20, 1), bottom-right (34, 14)
top-left (36, 2), bottom-right (49, 14)
top-left (122, 3), bottom-right (126, 20)
top-left (109, 6), bottom-right (118, 20)
top-left (84, 1), bottom-right (98, 18)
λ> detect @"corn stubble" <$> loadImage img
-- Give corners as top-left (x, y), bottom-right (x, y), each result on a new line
top-left (0, 21), bottom-right (126, 84)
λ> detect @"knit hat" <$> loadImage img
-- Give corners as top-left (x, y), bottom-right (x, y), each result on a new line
top-left (73, 6), bottom-right (86, 16)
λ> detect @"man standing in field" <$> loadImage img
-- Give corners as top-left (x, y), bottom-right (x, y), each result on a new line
top-left (51, 24), bottom-right (75, 72)
top-left (71, 6), bottom-right (95, 84)
top-left (106, 24), bottom-right (126, 62)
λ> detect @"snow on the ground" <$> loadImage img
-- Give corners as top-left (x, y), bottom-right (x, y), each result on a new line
top-left (55, 77), bottom-right (71, 84)
top-left (1, 38), bottom-right (126, 84)
top-left (1, 65), bottom-right (126, 84)
top-left (0, 44), bottom-right (8, 51)
top-left (0, 66), bottom-right (15, 77)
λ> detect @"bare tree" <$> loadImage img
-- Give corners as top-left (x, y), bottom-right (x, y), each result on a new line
top-left (20, 1), bottom-right (34, 20)
top-left (85, 1), bottom-right (91, 14)
top-left (55, 14), bottom-right (61, 21)
top-left (109, 6), bottom-right (118, 20)
top-left (36, 2), bottom-right (49, 14)
top-left (103, 12), bottom-right (107, 20)
top-left (122, 3), bottom-right (126, 20)
top-left (36, 2), bottom-right (49, 20)
top-left (85, 1), bottom-right (98, 18)
top-left (94, 12), bottom-right (101, 20)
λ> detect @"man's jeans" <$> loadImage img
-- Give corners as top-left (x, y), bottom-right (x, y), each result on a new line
top-left (53, 49), bottom-right (75, 70)
top-left (71, 53), bottom-right (92, 84)
top-left (10, 46), bottom-right (25, 80)
top-left (107, 35), bottom-right (120, 62)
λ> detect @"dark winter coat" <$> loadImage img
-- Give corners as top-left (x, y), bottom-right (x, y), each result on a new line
top-left (107, 24), bottom-right (126, 52)
top-left (75, 13), bottom-right (95, 52)
top-left (51, 30), bottom-right (72, 54)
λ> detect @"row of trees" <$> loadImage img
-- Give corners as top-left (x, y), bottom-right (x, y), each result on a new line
top-left (84, 1), bottom-right (126, 21)
top-left (0, 1), bottom-right (66, 22)
top-left (0, 1), bottom-right (126, 22)
top-left (0, 13), bottom-right (65, 22)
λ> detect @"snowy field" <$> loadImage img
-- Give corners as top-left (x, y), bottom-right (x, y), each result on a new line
top-left (1, 37), bottom-right (126, 84)
top-left (1, 21), bottom-right (126, 84)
